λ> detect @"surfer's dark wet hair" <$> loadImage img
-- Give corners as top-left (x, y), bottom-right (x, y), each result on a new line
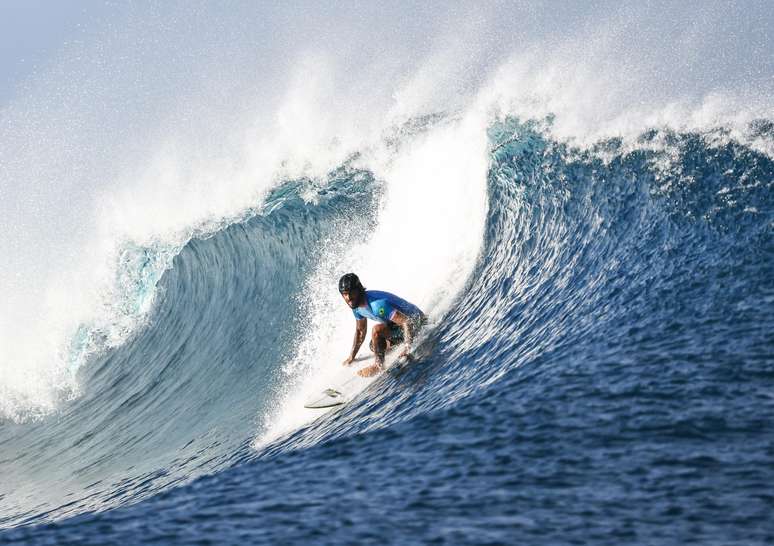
top-left (338, 273), bottom-right (364, 294)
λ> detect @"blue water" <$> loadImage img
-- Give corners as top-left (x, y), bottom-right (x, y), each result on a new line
top-left (1, 115), bottom-right (772, 544)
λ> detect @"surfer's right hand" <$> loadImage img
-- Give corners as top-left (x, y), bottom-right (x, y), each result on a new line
top-left (342, 356), bottom-right (355, 366)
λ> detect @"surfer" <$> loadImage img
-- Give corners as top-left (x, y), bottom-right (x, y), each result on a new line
top-left (339, 273), bottom-right (426, 377)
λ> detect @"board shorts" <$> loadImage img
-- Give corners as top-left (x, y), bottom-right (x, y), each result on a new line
top-left (369, 315), bottom-right (427, 352)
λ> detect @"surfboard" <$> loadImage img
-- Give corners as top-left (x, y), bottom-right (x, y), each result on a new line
top-left (304, 388), bottom-right (348, 409)
top-left (303, 351), bottom-right (408, 409)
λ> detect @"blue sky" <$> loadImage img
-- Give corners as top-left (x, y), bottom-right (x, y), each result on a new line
top-left (0, 1), bottom-right (115, 103)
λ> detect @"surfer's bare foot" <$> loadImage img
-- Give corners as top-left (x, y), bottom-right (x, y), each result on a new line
top-left (357, 363), bottom-right (382, 377)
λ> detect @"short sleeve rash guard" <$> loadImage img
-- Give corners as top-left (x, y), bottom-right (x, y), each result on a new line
top-left (352, 290), bottom-right (423, 324)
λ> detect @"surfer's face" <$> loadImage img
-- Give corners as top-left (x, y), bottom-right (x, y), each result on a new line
top-left (341, 290), bottom-right (360, 309)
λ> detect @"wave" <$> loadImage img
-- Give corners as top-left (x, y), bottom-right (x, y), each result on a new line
top-left (1, 1), bottom-right (772, 536)
top-left (2, 113), bottom-right (771, 529)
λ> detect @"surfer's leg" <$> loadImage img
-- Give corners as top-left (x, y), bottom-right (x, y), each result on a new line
top-left (370, 323), bottom-right (388, 364)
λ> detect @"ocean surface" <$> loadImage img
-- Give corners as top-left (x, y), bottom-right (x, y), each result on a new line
top-left (1, 2), bottom-right (772, 545)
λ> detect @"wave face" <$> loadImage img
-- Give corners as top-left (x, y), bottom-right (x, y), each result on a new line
top-left (2, 115), bottom-right (772, 543)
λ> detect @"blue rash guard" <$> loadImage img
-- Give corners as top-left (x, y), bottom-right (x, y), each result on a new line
top-left (352, 290), bottom-right (424, 324)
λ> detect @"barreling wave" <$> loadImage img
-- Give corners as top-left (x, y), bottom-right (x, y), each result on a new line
top-left (261, 116), bottom-right (773, 455)
top-left (1, 112), bottom-right (772, 538)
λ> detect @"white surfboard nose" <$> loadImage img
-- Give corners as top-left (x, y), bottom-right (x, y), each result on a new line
top-left (304, 388), bottom-right (346, 409)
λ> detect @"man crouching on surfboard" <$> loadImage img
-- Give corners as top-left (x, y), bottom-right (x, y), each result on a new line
top-left (339, 273), bottom-right (426, 377)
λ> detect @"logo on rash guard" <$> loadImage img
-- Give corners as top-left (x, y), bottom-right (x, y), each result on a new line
top-left (379, 307), bottom-right (385, 316)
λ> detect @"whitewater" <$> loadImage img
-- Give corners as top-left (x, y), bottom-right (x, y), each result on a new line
top-left (1, 2), bottom-right (772, 544)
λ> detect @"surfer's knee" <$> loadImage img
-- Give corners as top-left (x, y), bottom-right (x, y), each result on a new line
top-left (370, 324), bottom-right (387, 355)
top-left (371, 323), bottom-right (387, 338)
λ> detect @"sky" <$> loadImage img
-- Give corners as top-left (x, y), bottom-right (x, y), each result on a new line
top-left (2, 1), bottom-right (771, 106)
top-left (0, 1), bottom-right (119, 103)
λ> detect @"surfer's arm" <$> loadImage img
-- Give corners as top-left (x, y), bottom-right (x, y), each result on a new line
top-left (344, 317), bottom-right (367, 365)
top-left (390, 310), bottom-right (414, 357)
